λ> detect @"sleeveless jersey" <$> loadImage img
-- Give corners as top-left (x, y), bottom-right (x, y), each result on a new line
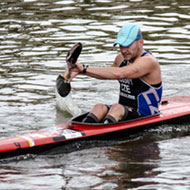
top-left (118, 52), bottom-right (163, 116)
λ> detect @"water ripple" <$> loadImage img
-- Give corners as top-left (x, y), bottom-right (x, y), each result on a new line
top-left (1, 0), bottom-right (190, 189)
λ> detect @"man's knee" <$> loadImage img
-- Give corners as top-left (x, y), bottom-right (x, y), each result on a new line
top-left (108, 103), bottom-right (125, 121)
top-left (92, 103), bottom-right (108, 114)
top-left (109, 103), bottom-right (124, 112)
top-left (90, 103), bottom-right (109, 121)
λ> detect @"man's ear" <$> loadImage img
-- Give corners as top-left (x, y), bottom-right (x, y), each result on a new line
top-left (140, 38), bottom-right (144, 46)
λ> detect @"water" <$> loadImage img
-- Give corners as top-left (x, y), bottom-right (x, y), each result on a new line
top-left (0, 0), bottom-right (190, 189)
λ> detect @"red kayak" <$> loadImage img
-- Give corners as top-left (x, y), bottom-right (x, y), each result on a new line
top-left (0, 96), bottom-right (190, 159)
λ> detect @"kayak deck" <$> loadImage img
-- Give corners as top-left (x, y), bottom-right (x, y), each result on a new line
top-left (0, 96), bottom-right (190, 159)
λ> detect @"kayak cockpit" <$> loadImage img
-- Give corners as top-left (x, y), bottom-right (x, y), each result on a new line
top-left (71, 112), bottom-right (161, 126)
top-left (71, 112), bottom-right (88, 123)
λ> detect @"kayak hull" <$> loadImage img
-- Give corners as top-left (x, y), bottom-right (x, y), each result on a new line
top-left (0, 96), bottom-right (190, 159)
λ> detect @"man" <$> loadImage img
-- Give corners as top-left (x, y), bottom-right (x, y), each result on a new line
top-left (64, 24), bottom-right (163, 124)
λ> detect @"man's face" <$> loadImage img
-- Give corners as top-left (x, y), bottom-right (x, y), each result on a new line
top-left (119, 40), bottom-right (142, 62)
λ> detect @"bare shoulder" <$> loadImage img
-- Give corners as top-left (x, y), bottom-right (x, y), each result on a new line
top-left (135, 53), bottom-right (160, 71)
top-left (123, 52), bottom-right (161, 81)
top-left (136, 53), bottom-right (161, 84)
top-left (112, 53), bottom-right (124, 67)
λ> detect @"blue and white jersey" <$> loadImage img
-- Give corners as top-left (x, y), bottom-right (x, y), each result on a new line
top-left (136, 80), bottom-right (162, 115)
top-left (118, 55), bottom-right (163, 116)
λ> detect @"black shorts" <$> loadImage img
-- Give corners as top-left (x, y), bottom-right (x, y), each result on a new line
top-left (106, 104), bottom-right (141, 121)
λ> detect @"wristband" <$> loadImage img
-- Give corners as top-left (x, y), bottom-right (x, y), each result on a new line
top-left (82, 64), bottom-right (89, 74)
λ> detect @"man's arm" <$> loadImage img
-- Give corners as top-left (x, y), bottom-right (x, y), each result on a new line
top-left (64, 54), bottom-right (158, 82)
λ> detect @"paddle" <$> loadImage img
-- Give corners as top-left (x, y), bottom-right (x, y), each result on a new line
top-left (56, 42), bottom-right (82, 97)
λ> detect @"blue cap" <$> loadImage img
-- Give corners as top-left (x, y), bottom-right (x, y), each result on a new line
top-left (114, 24), bottom-right (142, 47)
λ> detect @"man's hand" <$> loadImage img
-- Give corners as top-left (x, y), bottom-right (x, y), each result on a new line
top-left (64, 62), bottom-right (83, 83)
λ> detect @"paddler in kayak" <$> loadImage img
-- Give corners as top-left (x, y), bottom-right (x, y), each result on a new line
top-left (64, 24), bottom-right (163, 124)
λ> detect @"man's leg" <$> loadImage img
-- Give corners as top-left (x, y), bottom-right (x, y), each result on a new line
top-left (82, 103), bottom-right (109, 123)
top-left (103, 103), bottom-right (125, 124)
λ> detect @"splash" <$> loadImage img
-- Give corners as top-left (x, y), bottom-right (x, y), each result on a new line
top-left (55, 88), bottom-right (82, 116)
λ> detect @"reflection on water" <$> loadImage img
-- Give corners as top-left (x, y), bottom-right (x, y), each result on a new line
top-left (1, 0), bottom-right (190, 133)
top-left (1, 134), bottom-right (190, 190)
top-left (0, 0), bottom-right (190, 189)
